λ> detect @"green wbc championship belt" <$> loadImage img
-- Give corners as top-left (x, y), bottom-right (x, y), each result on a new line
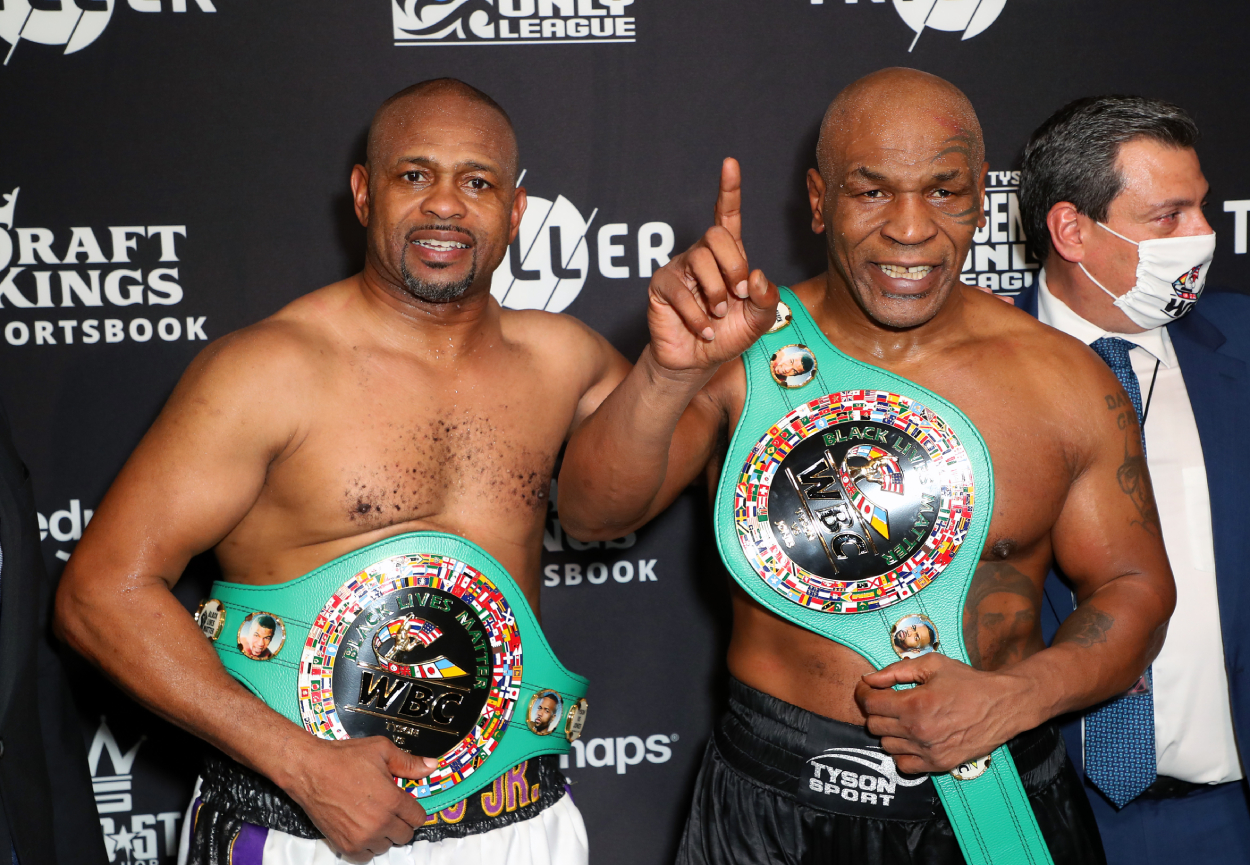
top-left (193, 532), bottom-right (588, 813)
top-left (714, 288), bottom-right (1052, 865)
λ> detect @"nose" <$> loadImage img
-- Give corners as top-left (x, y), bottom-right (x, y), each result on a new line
top-left (422, 177), bottom-right (467, 221)
top-left (1188, 207), bottom-right (1214, 237)
top-left (880, 193), bottom-right (939, 246)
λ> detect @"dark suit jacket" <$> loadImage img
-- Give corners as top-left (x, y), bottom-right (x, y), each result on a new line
top-left (0, 398), bottom-right (106, 865)
top-left (1019, 281), bottom-right (1250, 775)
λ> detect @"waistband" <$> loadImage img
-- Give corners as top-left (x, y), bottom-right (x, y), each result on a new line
top-left (197, 531), bottom-right (588, 814)
top-left (189, 751), bottom-right (568, 853)
top-left (715, 677), bottom-right (1067, 821)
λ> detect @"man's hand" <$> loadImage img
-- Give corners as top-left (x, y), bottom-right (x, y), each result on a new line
top-left (280, 735), bottom-right (438, 862)
top-left (854, 654), bottom-right (1034, 775)
top-left (647, 157), bottom-right (779, 375)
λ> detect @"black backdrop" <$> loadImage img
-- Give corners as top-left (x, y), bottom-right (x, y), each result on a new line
top-left (2, 2), bottom-right (1249, 863)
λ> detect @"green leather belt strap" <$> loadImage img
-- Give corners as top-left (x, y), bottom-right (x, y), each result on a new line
top-left (713, 288), bottom-right (1053, 865)
top-left (195, 531), bottom-right (588, 813)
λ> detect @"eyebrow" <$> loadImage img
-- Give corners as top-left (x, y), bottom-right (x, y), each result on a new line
top-left (850, 166), bottom-right (890, 183)
top-left (397, 156), bottom-right (501, 174)
top-left (931, 169), bottom-right (962, 183)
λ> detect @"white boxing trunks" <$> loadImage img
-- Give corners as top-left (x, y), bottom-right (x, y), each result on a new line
top-left (179, 754), bottom-right (587, 865)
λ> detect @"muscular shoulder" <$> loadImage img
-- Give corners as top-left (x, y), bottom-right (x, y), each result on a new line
top-left (498, 306), bottom-right (626, 392)
top-left (963, 287), bottom-right (1126, 459)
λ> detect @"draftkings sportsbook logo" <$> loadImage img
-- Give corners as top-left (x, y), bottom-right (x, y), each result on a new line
top-left (393, 0), bottom-right (638, 47)
top-left (0, 0), bottom-right (216, 67)
top-left (0, 186), bottom-right (209, 349)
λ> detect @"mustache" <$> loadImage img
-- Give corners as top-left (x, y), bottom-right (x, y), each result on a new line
top-left (405, 223), bottom-right (477, 244)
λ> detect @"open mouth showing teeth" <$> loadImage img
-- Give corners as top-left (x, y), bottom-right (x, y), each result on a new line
top-left (412, 239), bottom-right (470, 250)
top-left (879, 264), bottom-right (934, 280)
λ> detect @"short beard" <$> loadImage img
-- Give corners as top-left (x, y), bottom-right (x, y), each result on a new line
top-left (399, 253), bottom-right (478, 304)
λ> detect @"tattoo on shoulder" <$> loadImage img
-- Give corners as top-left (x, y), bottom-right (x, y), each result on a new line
top-left (1117, 433), bottom-right (1160, 535)
top-left (1057, 603), bottom-right (1115, 649)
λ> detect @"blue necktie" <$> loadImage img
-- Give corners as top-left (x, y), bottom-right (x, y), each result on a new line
top-left (1083, 336), bottom-right (1156, 808)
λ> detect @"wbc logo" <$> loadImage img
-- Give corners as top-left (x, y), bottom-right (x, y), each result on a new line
top-left (1172, 265), bottom-right (1203, 301)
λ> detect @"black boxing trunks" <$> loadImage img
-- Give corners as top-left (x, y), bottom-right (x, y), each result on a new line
top-left (184, 751), bottom-right (577, 864)
top-left (675, 679), bottom-right (1106, 865)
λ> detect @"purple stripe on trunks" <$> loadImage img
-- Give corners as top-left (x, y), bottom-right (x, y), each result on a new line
top-left (228, 822), bottom-right (269, 865)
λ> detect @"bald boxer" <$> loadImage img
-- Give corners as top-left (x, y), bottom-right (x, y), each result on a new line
top-left (56, 79), bottom-right (629, 865)
top-left (558, 68), bottom-right (1175, 863)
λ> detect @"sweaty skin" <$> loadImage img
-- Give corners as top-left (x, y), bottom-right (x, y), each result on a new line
top-left (558, 68), bottom-right (1175, 775)
top-left (56, 81), bottom-right (629, 861)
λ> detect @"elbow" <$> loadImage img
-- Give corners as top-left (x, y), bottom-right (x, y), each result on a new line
top-left (53, 564), bottom-right (96, 658)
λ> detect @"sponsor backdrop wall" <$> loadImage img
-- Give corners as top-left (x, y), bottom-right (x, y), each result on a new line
top-left (2, 1), bottom-right (1249, 863)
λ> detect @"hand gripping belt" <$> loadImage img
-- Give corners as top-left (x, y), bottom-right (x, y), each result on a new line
top-left (713, 288), bottom-right (1054, 865)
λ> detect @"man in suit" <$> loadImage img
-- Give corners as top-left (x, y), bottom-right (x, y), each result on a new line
top-left (0, 397), bottom-right (107, 865)
top-left (1016, 95), bottom-right (1250, 862)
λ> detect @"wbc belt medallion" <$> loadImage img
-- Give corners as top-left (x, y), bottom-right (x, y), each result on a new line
top-left (298, 553), bottom-right (522, 799)
top-left (734, 390), bottom-right (975, 613)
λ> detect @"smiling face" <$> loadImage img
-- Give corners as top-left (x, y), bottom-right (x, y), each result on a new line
top-left (246, 625), bottom-right (274, 657)
top-left (352, 83), bottom-right (525, 305)
top-left (809, 70), bottom-right (987, 329)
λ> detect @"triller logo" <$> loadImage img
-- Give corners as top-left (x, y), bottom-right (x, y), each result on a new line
top-left (489, 171), bottom-right (673, 313)
top-left (393, 0), bottom-right (637, 47)
top-left (811, 0), bottom-right (1006, 53)
top-left (0, 0), bottom-right (216, 67)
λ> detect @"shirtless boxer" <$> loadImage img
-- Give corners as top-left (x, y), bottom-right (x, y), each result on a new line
top-left (55, 79), bottom-right (628, 864)
top-left (558, 69), bottom-right (1175, 862)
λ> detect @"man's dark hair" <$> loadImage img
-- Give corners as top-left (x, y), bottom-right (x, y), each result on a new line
top-left (1018, 96), bottom-right (1199, 263)
top-left (256, 615), bottom-right (277, 632)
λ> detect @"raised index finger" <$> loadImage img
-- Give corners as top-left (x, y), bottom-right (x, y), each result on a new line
top-left (713, 157), bottom-right (744, 251)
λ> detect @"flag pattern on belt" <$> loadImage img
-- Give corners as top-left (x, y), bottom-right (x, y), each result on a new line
top-left (732, 389), bottom-right (974, 614)
top-left (297, 553), bottom-right (523, 799)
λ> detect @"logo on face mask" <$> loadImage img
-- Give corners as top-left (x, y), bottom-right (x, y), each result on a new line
top-left (1172, 265), bottom-right (1202, 301)
top-left (0, 0), bottom-right (215, 66)
top-left (392, 0), bottom-right (638, 47)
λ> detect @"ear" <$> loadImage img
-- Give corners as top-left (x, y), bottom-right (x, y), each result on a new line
top-left (976, 162), bottom-right (989, 229)
top-left (351, 164), bottom-right (370, 228)
top-left (1045, 201), bottom-right (1085, 264)
top-left (509, 186), bottom-right (528, 244)
top-left (807, 168), bottom-right (827, 235)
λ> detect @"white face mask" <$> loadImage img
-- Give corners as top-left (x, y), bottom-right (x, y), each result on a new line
top-left (1078, 222), bottom-right (1216, 330)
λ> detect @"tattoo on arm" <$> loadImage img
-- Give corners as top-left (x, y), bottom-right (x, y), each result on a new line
top-left (1056, 603), bottom-right (1115, 649)
top-left (962, 561), bottom-right (1040, 670)
top-left (1103, 390), bottom-right (1161, 535)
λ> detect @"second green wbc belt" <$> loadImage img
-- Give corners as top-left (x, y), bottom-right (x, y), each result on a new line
top-left (195, 531), bottom-right (588, 813)
top-left (714, 288), bottom-right (1053, 865)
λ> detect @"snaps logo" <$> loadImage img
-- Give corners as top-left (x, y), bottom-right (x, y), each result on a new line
top-left (959, 172), bottom-right (1039, 299)
top-left (490, 171), bottom-right (673, 313)
top-left (810, 0), bottom-right (1006, 53)
top-left (0, 186), bottom-right (210, 349)
top-left (565, 732), bottom-right (675, 774)
top-left (89, 717), bottom-right (182, 865)
top-left (393, 0), bottom-right (637, 47)
top-left (0, 0), bottom-right (215, 67)
top-left (805, 746), bottom-right (927, 808)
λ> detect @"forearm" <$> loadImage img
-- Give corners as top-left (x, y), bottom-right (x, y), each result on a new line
top-left (1000, 573), bottom-right (1171, 731)
top-left (55, 564), bottom-right (315, 789)
top-left (559, 347), bottom-right (715, 539)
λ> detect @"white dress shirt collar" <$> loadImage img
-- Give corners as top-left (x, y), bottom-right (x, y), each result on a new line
top-left (1037, 269), bottom-right (1176, 369)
